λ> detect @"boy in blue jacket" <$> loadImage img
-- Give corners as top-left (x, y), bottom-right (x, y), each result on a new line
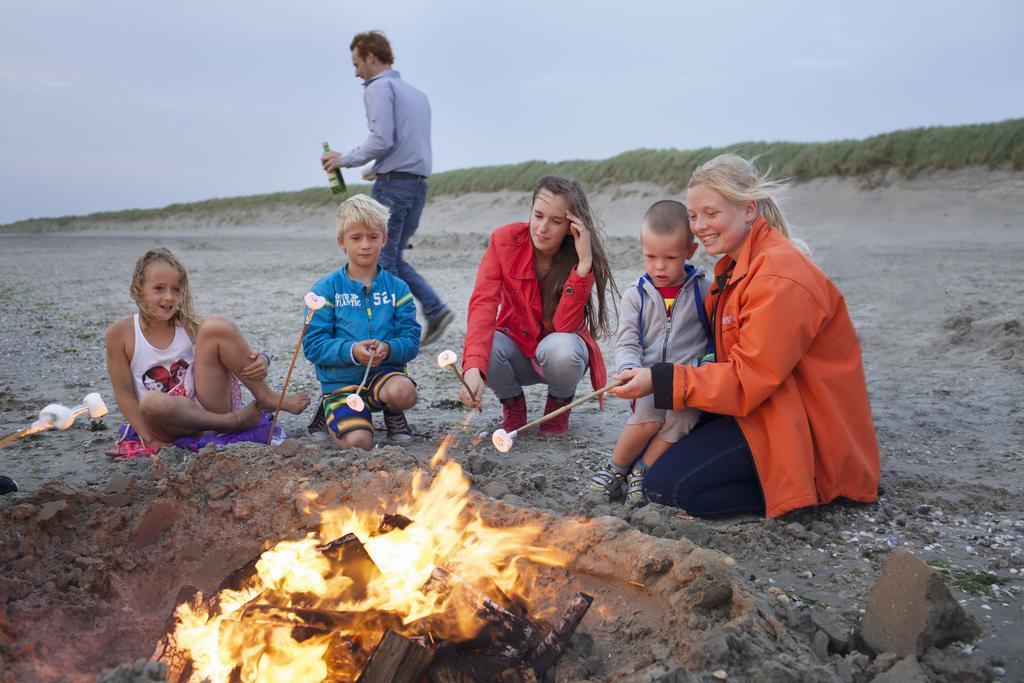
top-left (304, 194), bottom-right (421, 450)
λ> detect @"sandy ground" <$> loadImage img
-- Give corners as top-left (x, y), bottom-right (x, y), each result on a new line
top-left (1, 166), bottom-right (1022, 680)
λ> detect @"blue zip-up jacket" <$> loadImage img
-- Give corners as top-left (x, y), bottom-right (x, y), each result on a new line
top-left (303, 264), bottom-right (421, 393)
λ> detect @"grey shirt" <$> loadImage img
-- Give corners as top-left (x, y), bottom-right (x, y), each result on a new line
top-left (344, 70), bottom-right (432, 177)
top-left (615, 268), bottom-right (710, 375)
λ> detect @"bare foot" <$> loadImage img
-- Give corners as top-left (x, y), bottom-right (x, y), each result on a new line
top-left (281, 391), bottom-right (311, 415)
top-left (257, 391), bottom-right (310, 415)
top-left (231, 401), bottom-right (263, 431)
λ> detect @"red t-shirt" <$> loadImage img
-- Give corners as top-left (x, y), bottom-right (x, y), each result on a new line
top-left (656, 284), bottom-right (684, 315)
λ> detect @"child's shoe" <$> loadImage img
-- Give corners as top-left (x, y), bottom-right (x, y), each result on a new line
top-left (306, 395), bottom-right (329, 441)
top-left (588, 463), bottom-right (627, 500)
top-left (500, 394), bottom-right (528, 431)
top-left (539, 394), bottom-right (572, 435)
top-left (383, 410), bottom-right (413, 444)
top-left (626, 463), bottom-right (648, 507)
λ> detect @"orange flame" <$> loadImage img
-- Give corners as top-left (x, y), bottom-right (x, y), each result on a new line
top-left (168, 439), bottom-right (564, 682)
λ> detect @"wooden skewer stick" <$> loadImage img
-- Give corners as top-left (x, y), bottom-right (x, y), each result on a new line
top-left (492, 380), bottom-right (622, 452)
top-left (267, 308), bottom-right (315, 444)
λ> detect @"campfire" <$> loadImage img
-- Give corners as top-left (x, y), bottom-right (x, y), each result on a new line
top-left (153, 436), bottom-right (592, 682)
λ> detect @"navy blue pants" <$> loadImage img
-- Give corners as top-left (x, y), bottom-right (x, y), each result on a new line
top-left (372, 176), bottom-right (448, 321)
top-left (643, 414), bottom-right (766, 517)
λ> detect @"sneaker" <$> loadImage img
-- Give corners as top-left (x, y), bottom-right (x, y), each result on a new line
top-left (588, 464), bottom-right (626, 500)
top-left (307, 395), bottom-right (329, 441)
top-left (422, 309), bottom-right (455, 347)
top-left (0, 476), bottom-right (19, 495)
top-left (383, 410), bottom-right (413, 444)
top-left (538, 394), bottom-right (572, 435)
top-left (500, 394), bottom-right (528, 432)
top-left (626, 464), bottom-right (648, 507)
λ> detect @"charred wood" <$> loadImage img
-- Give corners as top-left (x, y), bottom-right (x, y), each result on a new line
top-left (356, 629), bottom-right (435, 683)
top-left (528, 592), bottom-right (593, 678)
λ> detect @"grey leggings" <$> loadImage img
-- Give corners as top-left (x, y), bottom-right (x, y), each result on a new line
top-left (486, 331), bottom-right (588, 400)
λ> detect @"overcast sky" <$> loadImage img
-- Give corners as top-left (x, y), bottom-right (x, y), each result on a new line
top-left (0, 0), bottom-right (1020, 224)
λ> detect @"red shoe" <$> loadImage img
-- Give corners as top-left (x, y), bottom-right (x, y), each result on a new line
top-left (500, 394), bottom-right (528, 431)
top-left (539, 394), bottom-right (573, 435)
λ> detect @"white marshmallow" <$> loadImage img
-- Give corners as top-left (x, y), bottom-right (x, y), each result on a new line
top-left (304, 292), bottom-right (328, 311)
top-left (437, 349), bottom-right (457, 368)
top-left (491, 429), bottom-right (514, 453)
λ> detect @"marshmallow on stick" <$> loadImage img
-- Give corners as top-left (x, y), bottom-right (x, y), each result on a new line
top-left (0, 393), bottom-right (108, 449)
top-left (268, 293), bottom-right (328, 444)
top-left (345, 347), bottom-right (377, 413)
top-left (491, 380), bottom-right (623, 453)
top-left (437, 349), bottom-right (478, 402)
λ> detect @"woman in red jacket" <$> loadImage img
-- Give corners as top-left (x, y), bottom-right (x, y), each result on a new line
top-left (613, 155), bottom-right (880, 518)
top-left (459, 176), bottom-right (618, 434)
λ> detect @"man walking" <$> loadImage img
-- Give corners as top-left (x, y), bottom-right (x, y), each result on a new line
top-left (321, 30), bottom-right (454, 346)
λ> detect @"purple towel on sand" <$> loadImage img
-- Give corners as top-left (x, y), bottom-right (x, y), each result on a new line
top-left (117, 413), bottom-right (285, 452)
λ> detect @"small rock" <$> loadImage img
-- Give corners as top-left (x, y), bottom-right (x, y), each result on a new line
top-left (812, 629), bottom-right (829, 660)
top-left (481, 481), bottom-right (509, 499)
top-left (810, 608), bottom-right (851, 654)
top-left (993, 666), bottom-right (1006, 677)
top-left (915, 504), bottom-right (932, 516)
top-left (870, 655), bottom-right (928, 682)
top-left (785, 522), bottom-right (809, 540)
top-left (528, 473), bottom-right (547, 491)
top-left (631, 506), bottom-right (666, 530)
top-left (36, 500), bottom-right (69, 524)
top-left (131, 500), bottom-right (180, 547)
top-left (103, 473), bottom-right (136, 496)
top-left (467, 452), bottom-right (496, 475)
top-left (712, 670), bottom-right (728, 680)
top-left (861, 547), bottom-right (981, 656)
top-left (271, 438), bottom-right (302, 458)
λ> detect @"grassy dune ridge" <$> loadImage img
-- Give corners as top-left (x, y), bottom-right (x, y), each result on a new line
top-left (5, 118), bottom-right (1022, 229)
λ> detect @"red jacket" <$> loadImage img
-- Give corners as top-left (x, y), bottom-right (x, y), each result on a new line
top-left (463, 222), bottom-right (606, 392)
top-left (668, 216), bottom-right (880, 517)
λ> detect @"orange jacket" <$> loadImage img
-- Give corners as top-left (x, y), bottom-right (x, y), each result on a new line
top-left (663, 216), bottom-right (879, 517)
top-left (463, 222), bottom-right (606, 392)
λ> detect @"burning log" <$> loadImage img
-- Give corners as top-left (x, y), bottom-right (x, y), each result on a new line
top-left (356, 630), bottom-right (435, 683)
top-left (317, 532), bottom-right (383, 601)
top-left (236, 604), bottom-right (405, 638)
top-left (528, 592), bottom-right (593, 678)
top-left (422, 567), bottom-right (537, 660)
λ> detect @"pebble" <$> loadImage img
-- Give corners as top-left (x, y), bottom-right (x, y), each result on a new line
top-left (965, 545), bottom-right (977, 556)
top-left (712, 671), bottom-right (728, 680)
top-left (993, 666), bottom-right (1006, 677)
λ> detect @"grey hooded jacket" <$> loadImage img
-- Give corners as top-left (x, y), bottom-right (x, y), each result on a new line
top-left (614, 265), bottom-right (711, 375)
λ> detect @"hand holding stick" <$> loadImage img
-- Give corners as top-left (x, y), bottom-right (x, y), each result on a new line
top-left (345, 344), bottom-right (377, 412)
top-left (491, 380), bottom-right (622, 453)
top-left (268, 293), bottom-right (327, 444)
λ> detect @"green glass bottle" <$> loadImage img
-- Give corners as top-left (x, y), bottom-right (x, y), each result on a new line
top-left (322, 141), bottom-right (346, 194)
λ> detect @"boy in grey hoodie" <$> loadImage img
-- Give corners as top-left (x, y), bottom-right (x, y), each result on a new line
top-left (590, 201), bottom-right (713, 504)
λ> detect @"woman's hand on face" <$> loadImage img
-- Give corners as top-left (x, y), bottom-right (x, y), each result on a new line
top-left (610, 368), bottom-right (654, 399)
top-left (566, 211), bottom-right (593, 276)
top-left (460, 368), bottom-right (485, 409)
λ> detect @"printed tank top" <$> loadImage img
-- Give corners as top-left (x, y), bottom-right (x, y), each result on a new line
top-left (129, 314), bottom-right (195, 399)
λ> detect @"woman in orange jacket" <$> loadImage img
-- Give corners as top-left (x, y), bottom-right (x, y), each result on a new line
top-left (613, 155), bottom-right (880, 518)
top-left (459, 176), bottom-right (618, 434)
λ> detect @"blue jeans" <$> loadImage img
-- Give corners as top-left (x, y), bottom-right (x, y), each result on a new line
top-left (372, 177), bottom-right (447, 321)
top-left (486, 331), bottom-right (588, 400)
top-left (643, 414), bottom-right (766, 517)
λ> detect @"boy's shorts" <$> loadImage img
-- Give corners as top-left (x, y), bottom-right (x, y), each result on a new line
top-left (323, 370), bottom-right (415, 438)
top-left (627, 394), bottom-right (701, 444)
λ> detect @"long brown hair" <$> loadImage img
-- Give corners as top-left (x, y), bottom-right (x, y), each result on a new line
top-left (530, 176), bottom-right (618, 338)
top-left (129, 248), bottom-right (201, 335)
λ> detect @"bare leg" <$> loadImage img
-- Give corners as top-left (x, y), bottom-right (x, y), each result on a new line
top-left (640, 437), bottom-right (676, 469)
top-left (192, 315), bottom-right (310, 414)
top-left (139, 392), bottom-right (262, 439)
top-left (330, 429), bottom-right (374, 452)
top-left (377, 376), bottom-right (418, 411)
top-left (611, 421), bottom-right (661, 470)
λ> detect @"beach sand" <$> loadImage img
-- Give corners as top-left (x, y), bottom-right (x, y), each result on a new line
top-left (0, 166), bottom-right (1022, 680)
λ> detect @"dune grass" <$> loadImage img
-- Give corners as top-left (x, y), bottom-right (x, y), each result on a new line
top-left (5, 118), bottom-right (1022, 228)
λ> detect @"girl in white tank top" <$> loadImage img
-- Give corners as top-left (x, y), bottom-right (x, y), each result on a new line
top-left (128, 313), bottom-right (196, 400)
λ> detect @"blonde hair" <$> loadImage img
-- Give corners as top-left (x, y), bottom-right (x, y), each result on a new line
top-left (130, 248), bottom-right (201, 335)
top-left (688, 154), bottom-right (793, 239)
top-left (336, 193), bottom-right (390, 239)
